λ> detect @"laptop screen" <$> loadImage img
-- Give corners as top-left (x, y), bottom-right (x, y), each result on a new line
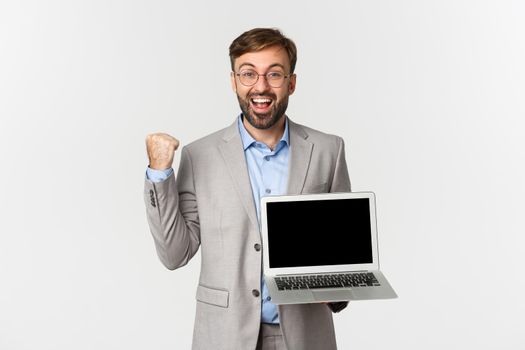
top-left (265, 197), bottom-right (373, 268)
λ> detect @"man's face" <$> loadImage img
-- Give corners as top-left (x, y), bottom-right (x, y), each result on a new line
top-left (231, 46), bottom-right (296, 130)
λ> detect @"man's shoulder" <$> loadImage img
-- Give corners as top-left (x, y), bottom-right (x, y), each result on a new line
top-left (183, 121), bottom-right (236, 152)
top-left (289, 119), bottom-right (345, 148)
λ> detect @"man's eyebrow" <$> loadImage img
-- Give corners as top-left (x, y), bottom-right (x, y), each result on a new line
top-left (268, 63), bottom-right (285, 70)
top-left (238, 63), bottom-right (255, 70)
top-left (237, 62), bottom-right (286, 71)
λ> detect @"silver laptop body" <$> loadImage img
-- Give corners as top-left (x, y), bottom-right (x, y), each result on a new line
top-left (260, 192), bottom-right (397, 304)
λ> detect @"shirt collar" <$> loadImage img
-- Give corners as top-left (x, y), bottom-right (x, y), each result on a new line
top-left (237, 114), bottom-right (290, 151)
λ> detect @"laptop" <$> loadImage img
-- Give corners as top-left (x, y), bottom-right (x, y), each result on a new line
top-left (260, 191), bottom-right (397, 304)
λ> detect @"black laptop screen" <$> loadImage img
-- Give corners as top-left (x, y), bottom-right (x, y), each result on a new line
top-left (265, 197), bottom-right (373, 268)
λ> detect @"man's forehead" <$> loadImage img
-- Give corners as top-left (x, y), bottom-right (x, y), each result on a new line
top-left (234, 46), bottom-right (290, 70)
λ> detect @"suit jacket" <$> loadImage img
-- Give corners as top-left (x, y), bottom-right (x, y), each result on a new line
top-left (144, 118), bottom-right (351, 350)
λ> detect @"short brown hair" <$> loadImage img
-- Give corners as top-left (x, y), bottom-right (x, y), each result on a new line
top-left (229, 28), bottom-right (298, 73)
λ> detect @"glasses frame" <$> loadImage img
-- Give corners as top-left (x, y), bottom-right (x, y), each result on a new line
top-left (234, 69), bottom-right (294, 88)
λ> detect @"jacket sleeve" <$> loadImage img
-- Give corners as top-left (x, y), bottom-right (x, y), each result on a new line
top-left (144, 146), bottom-right (201, 270)
top-left (327, 136), bottom-right (351, 313)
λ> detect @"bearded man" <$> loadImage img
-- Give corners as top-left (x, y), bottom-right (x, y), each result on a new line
top-left (144, 27), bottom-right (351, 350)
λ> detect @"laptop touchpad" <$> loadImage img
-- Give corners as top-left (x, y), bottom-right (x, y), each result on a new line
top-left (312, 290), bottom-right (353, 302)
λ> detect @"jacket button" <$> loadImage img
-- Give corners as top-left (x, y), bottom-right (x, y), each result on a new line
top-left (254, 243), bottom-right (261, 251)
top-left (149, 189), bottom-right (156, 207)
top-left (252, 289), bottom-right (260, 297)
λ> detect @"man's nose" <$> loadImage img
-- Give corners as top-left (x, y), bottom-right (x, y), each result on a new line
top-left (253, 74), bottom-right (271, 92)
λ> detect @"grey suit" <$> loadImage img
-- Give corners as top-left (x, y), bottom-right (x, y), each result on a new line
top-left (144, 117), bottom-right (351, 350)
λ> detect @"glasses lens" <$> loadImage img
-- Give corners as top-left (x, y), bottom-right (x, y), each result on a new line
top-left (239, 70), bottom-right (257, 86)
top-left (267, 72), bottom-right (285, 88)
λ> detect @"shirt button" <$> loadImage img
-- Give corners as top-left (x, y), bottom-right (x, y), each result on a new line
top-left (264, 156), bottom-right (270, 161)
top-left (252, 289), bottom-right (260, 297)
top-left (266, 296), bottom-right (272, 301)
top-left (265, 189), bottom-right (271, 194)
top-left (254, 243), bottom-right (261, 251)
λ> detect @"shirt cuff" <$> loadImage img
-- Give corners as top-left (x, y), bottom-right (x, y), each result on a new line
top-left (146, 167), bottom-right (173, 183)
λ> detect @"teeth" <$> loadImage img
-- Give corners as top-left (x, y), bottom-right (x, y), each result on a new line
top-left (252, 98), bottom-right (272, 103)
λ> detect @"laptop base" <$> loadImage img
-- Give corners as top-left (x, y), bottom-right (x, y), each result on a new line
top-left (266, 271), bottom-right (397, 305)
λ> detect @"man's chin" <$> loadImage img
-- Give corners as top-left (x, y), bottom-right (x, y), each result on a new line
top-left (245, 112), bottom-right (281, 130)
top-left (250, 114), bottom-right (272, 129)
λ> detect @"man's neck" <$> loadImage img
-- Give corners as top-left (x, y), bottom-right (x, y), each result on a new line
top-left (242, 116), bottom-right (286, 151)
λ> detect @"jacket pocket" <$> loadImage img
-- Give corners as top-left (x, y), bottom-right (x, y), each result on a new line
top-left (196, 284), bottom-right (229, 308)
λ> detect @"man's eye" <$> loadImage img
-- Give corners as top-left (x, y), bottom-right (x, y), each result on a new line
top-left (267, 72), bottom-right (284, 79)
top-left (241, 71), bottom-right (256, 78)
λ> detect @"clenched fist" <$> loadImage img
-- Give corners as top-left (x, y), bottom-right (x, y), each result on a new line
top-left (146, 133), bottom-right (180, 170)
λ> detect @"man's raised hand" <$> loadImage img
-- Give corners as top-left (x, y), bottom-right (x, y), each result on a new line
top-left (146, 133), bottom-right (180, 170)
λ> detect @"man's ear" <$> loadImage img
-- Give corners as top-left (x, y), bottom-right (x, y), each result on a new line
top-left (288, 73), bottom-right (297, 95)
top-left (230, 72), bottom-right (237, 93)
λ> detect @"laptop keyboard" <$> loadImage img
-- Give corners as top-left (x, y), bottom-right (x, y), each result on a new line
top-left (275, 272), bottom-right (380, 291)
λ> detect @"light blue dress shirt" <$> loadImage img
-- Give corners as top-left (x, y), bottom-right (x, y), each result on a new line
top-left (146, 115), bottom-right (290, 324)
top-left (237, 115), bottom-right (289, 324)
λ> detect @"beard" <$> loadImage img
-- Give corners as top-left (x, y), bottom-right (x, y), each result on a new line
top-left (237, 92), bottom-right (289, 130)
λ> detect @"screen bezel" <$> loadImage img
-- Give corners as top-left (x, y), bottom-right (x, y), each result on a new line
top-left (260, 191), bottom-right (380, 276)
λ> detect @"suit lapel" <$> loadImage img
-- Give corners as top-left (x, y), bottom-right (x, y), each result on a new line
top-left (217, 118), bottom-right (313, 228)
top-left (218, 121), bottom-right (259, 231)
top-left (287, 119), bottom-right (313, 195)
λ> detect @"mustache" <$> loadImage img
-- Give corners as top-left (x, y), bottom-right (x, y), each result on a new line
top-left (248, 92), bottom-right (277, 100)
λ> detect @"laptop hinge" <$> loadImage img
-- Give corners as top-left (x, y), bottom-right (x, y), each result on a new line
top-left (275, 270), bottom-right (368, 277)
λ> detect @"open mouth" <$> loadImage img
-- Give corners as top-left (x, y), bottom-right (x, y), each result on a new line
top-left (250, 97), bottom-right (273, 113)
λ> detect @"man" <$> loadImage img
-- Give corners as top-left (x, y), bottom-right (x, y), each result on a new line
top-left (144, 28), bottom-right (351, 350)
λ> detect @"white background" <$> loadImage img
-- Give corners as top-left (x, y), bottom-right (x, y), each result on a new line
top-left (1, 1), bottom-right (524, 349)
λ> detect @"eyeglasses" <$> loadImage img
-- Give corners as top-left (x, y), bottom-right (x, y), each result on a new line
top-left (235, 69), bottom-right (292, 88)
